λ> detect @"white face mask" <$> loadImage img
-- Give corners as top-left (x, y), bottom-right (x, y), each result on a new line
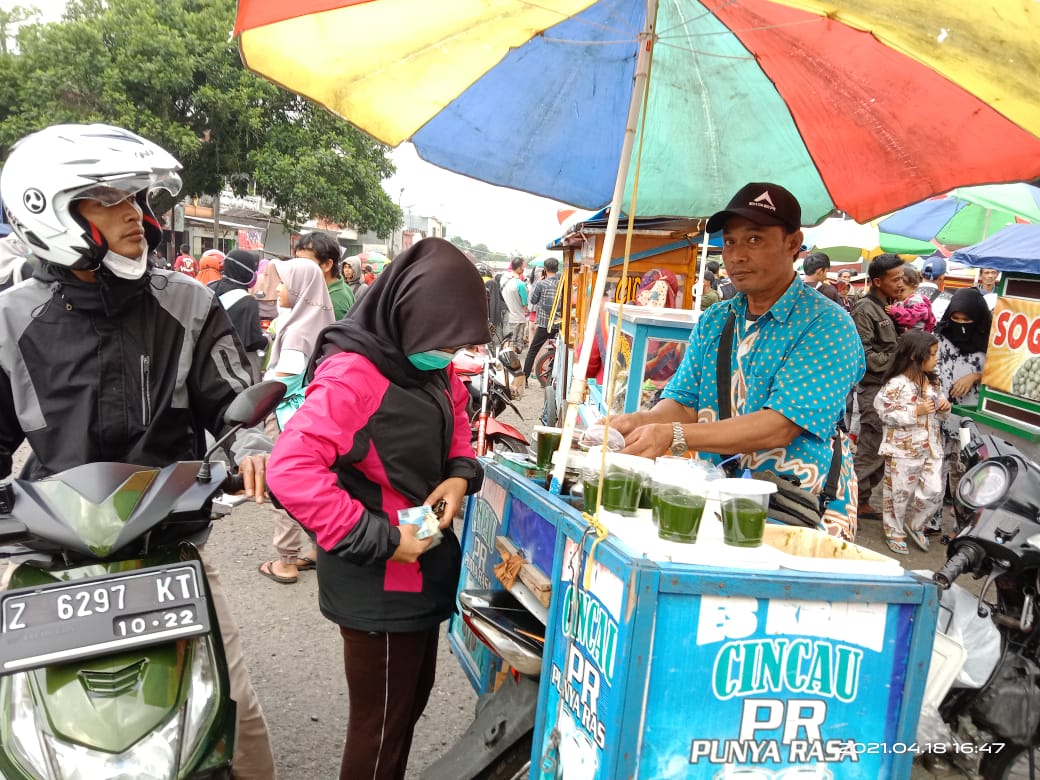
top-left (101, 248), bottom-right (148, 280)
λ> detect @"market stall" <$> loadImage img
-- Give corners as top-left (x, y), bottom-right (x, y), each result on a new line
top-left (447, 459), bottom-right (939, 779)
top-left (949, 224), bottom-right (1040, 459)
top-left (543, 213), bottom-right (717, 423)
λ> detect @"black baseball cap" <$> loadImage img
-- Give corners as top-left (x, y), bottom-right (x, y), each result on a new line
top-left (706, 182), bottom-right (802, 234)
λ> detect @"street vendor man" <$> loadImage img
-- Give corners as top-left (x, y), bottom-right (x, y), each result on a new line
top-left (613, 182), bottom-right (866, 540)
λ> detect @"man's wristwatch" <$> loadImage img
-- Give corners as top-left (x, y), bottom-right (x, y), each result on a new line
top-left (669, 422), bottom-right (688, 456)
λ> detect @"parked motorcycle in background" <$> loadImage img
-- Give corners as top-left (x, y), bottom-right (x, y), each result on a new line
top-left (0, 381), bottom-right (285, 780)
top-left (920, 421), bottom-right (1040, 779)
top-left (454, 345), bottom-right (529, 455)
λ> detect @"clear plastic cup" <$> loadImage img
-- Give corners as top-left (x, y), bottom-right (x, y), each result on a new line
top-left (582, 449), bottom-right (651, 517)
top-left (716, 478), bottom-right (777, 548)
top-left (533, 425), bottom-right (564, 469)
top-left (652, 457), bottom-right (708, 542)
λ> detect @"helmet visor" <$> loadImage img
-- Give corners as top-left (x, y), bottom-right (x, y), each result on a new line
top-left (70, 171), bottom-right (182, 206)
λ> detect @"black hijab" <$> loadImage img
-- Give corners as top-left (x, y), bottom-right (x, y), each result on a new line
top-left (309, 237), bottom-right (491, 387)
top-left (936, 287), bottom-right (991, 355)
top-left (210, 249), bottom-right (259, 296)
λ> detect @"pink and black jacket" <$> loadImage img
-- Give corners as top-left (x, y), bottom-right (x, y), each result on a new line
top-left (267, 350), bottom-right (481, 633)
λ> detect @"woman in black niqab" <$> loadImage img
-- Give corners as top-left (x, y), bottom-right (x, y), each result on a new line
top-left (932, 286), bottom-right (992, 537)
top-left (936, 287), bottom-right (991, 356)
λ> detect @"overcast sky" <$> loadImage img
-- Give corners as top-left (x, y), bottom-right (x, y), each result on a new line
top-left (12, 0), bottom-right (576, 257)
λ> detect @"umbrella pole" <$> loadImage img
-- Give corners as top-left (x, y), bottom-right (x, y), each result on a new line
top-left (550, 0), bottom-right (659, 493)
top-left (695, 228), bottom-right (709, 311)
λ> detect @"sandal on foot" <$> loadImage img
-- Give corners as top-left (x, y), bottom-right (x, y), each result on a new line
top-left (294, 556), bottom-right (316, 571)
top-left (258, 560), bottom-right (297, 584)
top-left (886, 538), bottom-right (909, 555)
top-left (857, 504), bottom-right (882, 520)
top-left (909, 529), bottom-right (930, 553)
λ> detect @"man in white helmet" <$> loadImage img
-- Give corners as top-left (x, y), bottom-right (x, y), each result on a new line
top-left (0, 124), bottom-right (276, 778)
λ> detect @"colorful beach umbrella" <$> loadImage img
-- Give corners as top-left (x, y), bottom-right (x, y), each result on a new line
top-left (235, 0), bottom-right (1040, 490)
top-left (800, 217), bottom-right (879, 263)
top-left (951, 224), bottom-right (1040, 275)
top-left (235, 0), bottom-right (1040, 225)
top-left (878, 183), bottom-right (1040, 251)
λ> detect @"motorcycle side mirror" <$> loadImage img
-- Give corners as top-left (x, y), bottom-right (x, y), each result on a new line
top-left (223, 380), bottom-right (286, 428)
top-left (198, 381), bottom-right (287, 482)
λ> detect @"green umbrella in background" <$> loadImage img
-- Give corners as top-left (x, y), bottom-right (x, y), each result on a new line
top-left (878, 183), bottom-right (1040, 252)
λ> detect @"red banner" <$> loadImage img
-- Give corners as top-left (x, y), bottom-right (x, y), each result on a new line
top-left (237, 229), bottom-right (265, 250)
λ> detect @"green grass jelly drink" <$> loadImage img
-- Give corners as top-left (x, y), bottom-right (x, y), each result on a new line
top-left (581, 449), bottom-right (650, 517)
top-left (653, 457), bottom-right (718, 543)
top-left (716, 478), bottom-right (778, 548)
top-left (533, 425), bottom-right (564, 469)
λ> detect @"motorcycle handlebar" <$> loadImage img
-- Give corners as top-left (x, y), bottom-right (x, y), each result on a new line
top-left (222, 473), bottom-right (246, 495)
top-left (933, 542), bottom-right (984, 590)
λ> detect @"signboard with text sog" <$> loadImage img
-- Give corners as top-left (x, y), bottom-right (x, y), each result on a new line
top-left (982, 296), bottom-right (1040, 401)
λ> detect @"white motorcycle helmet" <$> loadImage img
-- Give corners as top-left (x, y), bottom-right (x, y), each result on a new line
top-left (0, 124), bottom-right (182, 276)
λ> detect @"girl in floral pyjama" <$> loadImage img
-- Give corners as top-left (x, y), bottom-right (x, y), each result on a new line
top-left (874, 329), bottom-right (951, 555)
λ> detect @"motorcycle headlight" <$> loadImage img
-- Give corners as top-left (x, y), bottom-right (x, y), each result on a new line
top-left (957, 461), bottom-right (1010, 508)
top-left (6, 671), bottom-right (49, 777)
top-left (3, 637), bottom-right (220, 780)
top-left (41, 721), bottom-right (178, 780)
top-left (180, 637), bottom-right (219, 767)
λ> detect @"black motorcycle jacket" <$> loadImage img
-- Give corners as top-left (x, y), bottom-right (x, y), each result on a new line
top-left (0, 265), bottom-right (256, 480)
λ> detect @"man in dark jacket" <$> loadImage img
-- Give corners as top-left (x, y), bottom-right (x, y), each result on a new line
top-left (851, 253), bottom-right (906, 518)
top-left (0, 123), bottom-right (275, 777)
top-left (211, 248), bottom-right (268, 380)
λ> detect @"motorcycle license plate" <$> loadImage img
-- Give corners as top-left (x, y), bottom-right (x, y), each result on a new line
top-left (0, 562), bottom-right (210, 673)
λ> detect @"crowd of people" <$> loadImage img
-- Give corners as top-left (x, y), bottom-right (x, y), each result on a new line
top-left (0, 122), bottom-right (494, 780)
top-left (483, 254), bottom-right (564, 389)
top-left (0, 120), bottom-right (1009, 780)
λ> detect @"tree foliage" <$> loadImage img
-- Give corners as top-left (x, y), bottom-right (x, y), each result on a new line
top-left (0, 0), bottom-right (400, 235)
top-left (449, 235), bottom-right (514, 267)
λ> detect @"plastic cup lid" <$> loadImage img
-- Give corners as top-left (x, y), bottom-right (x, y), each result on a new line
top-left (715, 477), bottom-right (778, 496)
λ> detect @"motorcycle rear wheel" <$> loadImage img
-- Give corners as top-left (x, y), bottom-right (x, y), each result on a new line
top-left (487, 434), bottom-right (527, 454)
top-left (981, 745), bottom-right (1040, 779)
top-left (534, 348), bottom-right (554, 388)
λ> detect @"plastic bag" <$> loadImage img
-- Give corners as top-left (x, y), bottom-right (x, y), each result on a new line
top-left (579, 423), bottom-right (626, 452)
top-left (939, 583), bottom-right (1001, 688)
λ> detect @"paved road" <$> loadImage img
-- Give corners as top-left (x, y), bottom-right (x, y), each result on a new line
top-left (206, 379), bottom-right (968, 779)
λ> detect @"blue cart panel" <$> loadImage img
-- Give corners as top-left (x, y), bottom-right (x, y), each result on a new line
top-left (456, 463), bottom-right (939, 779)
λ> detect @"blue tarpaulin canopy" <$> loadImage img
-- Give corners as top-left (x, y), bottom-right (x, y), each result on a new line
top-left (950, 224), bottom-right (1040, 273)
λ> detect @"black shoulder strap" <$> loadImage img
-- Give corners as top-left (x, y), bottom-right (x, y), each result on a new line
top-left (819, 435), bottom-right (844, 509)
top-left (716, 307), bottom-right (842, 510)
top-left (717, 310), bottom-right (737, 419)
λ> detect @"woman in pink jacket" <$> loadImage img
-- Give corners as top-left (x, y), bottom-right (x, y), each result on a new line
top-left (266, 237), bottom-right (491, 780)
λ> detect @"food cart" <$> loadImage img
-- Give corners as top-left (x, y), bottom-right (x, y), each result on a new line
top-left (437, 211), bottom-right (943, 780)
top-left (447, 459), bottom-right (939, 779)
top-left (543, 212), bottom-right (718, 422)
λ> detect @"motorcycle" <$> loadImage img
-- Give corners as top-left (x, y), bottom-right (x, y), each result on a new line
top-left (0, 380), bottom-right (285, 780)
top-left (423, 589), bottom-right (543, 780)
top-left (454, 346), bottom-right (529, 456)
top-left (926, 421), bottom-right (1040, 779)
